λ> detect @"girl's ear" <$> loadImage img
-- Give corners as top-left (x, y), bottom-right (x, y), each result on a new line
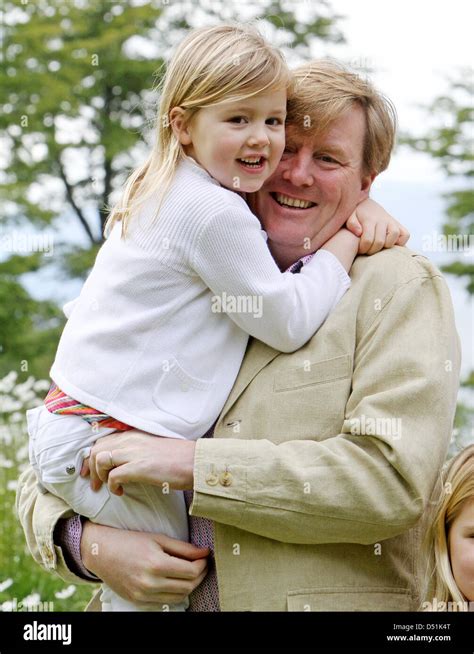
top-left (169, 107), bottom-right (192, 145)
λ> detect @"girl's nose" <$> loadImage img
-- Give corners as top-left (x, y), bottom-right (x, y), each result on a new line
top-left (247, 126), bottom-right (270, 148)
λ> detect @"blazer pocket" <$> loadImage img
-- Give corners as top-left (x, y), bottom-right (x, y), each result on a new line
top-left (274, 354), bottom-right (352, 392)
top-left (287, 587), bottom-right (414, 612)
top-left (153, 356), bottom-right (215, 425)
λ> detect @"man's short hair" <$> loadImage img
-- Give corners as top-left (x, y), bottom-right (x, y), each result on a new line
top-left (287, 59), bottom-right (397, 175)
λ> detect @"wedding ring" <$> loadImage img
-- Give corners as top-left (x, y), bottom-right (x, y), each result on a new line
top-left (109, 450), bottom-right (115, 468)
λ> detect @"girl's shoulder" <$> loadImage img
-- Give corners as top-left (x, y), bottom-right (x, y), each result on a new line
top-left (174, 157), bottom-right (250, 218)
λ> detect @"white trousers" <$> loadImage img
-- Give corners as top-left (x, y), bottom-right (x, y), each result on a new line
top-left (27, 405), bottom-right (189, 612)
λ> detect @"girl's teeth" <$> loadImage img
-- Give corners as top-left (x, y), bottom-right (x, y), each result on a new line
top-left (239, 157), bottom-right (263, 166)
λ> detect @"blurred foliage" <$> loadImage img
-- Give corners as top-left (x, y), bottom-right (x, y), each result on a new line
top-left (0, 0), bottom-right (344, 382)
top-left (402, 72), bottom-right (474, 446)
top-left (401, 73), bottom-right (474, 296)
top-left (1, 0), bottom-right (343, 257)
top-left (0, 254), bottom-right (64, 381)
top-left (0, 374), bottom-right (95, 612)
top-left (1, 0), bottom-right (166, 246)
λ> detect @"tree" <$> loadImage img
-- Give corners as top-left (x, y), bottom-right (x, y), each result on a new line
top-left (402, 73), bottom-right (473, 294)
top-left (1, 0), bottom-right (344, 380)
top-left (0, 254), bottom-right (63, 379)
top-left (1, 0), bottom-right (344, 270)
top-left (402, 72), bottom-right (473, 451)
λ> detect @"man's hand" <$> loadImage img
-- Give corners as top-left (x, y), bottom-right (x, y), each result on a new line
top-left (81, 429), bottom-right (195, 495)
top-left (81, 521), bottom-right (210, 606)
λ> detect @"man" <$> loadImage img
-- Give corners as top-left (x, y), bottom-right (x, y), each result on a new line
top-left (17, 60), bottom-right (460, 611)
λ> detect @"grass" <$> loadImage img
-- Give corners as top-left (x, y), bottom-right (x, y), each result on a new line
top-left (0, 374), bottom-right (95, 612)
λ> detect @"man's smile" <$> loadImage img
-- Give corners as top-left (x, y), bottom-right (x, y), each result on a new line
top-left (270, 192), bottom-right (317, 210)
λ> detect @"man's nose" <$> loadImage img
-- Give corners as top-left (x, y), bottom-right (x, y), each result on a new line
top-left (282, 153), bottom-right (315, 186)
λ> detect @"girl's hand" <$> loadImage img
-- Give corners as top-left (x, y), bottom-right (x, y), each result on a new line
top-left (346, 197), bottom-right (410, 255)
top-left (81, 429), bottom-right (196, 495)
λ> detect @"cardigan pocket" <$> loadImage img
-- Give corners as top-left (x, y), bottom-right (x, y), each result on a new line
top-left (153, 356), bottom-right (215, 425)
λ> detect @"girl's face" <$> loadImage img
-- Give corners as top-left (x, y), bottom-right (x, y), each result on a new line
top-left (449, 498), bottom-right (474, 601)
top-left (184, 88), bottom-right (287, 193)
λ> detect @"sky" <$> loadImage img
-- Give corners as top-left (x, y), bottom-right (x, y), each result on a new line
top-left (6, 0), bottom-right (474, 381)
top-left (320, 0), bottom-right (473, 183)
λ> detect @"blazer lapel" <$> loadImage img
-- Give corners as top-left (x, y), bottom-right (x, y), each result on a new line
top-left (219, 338), bottom-right (280, 418)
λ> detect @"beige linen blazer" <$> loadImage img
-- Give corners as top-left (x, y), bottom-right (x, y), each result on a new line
top-left (16, 247), bottom-right (461, 611)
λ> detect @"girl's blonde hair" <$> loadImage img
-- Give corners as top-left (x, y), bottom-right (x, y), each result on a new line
top-left (420, 444), bottom-right (474, 611)
top-left (105, 23), bottom-right (291, 238)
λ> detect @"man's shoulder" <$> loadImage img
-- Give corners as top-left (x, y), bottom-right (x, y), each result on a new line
top-left (346, 246), bottom-right (453, 323)
top-left (351, 245), bottom-right (445, 290)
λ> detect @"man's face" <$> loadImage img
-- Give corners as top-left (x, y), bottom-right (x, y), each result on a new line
top-left (248, 104), bottom-right (374, 262)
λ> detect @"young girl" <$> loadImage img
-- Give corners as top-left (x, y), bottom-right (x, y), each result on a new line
top-left (27, 24), bottom-right (405, 612)
top-left (421, 444), bottom-right (474, 611)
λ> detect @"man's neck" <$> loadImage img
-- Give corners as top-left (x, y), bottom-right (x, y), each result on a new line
top-left (269, 241), bottom-right (316, 271)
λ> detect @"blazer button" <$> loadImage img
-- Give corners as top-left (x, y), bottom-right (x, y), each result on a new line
top-left (65, 464), bottom-right (76, 475)
top-left (219, 471), bottom-right (233, 487)
top-left (205, 473), bottom-right (219, 486)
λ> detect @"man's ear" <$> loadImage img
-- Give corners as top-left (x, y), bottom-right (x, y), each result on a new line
top-left (359, 171), bottom-right (377, 201)
top-left (169, 107), bottom-right (192, 145)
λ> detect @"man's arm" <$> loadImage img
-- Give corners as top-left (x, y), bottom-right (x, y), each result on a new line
top-left (190, 268), bottom-right (461, 544)
top-left (15, 465), bottom-right (97, 584)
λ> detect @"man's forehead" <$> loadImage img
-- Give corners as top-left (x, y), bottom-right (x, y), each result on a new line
top-left (285, 106), bottom-right (366, 157)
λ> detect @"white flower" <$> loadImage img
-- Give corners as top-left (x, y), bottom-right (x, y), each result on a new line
top-left (15, 444), bottom-right (29, 463)
top-left (0, 425), bottom-right (12, 444)
top-left (7, 479), bottom-right (18, 491)
top-left (33, 379), bottom-right (50, 393)
top-left (0, 372), bottom-right (18, 394)
top-left (54, 585), bottom-right (76, 600)
top-left (0, 579), bottom-right (13, 592)
top-left (13, 389), bottom-right (36, 404)
top-left (13, 376), bottom-right (35, 397)
top-left (0, 396), bottom-right (22, 413)
top-left (21, 592), bottom-right (41, 608)
top-left (0, 456), bottom-right (14, 468)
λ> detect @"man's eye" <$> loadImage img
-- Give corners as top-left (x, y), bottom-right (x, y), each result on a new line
top-left (266, 117), bottom-right (283, 126)
top-left (318, 155), bottom-right (338, 164)
top-left (228, 116), bottom-right (247, 124)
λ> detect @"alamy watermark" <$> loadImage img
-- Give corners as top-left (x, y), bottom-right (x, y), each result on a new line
top-left (211, 292), bottom-right (263, 319)
top-left (422, 598), bottom-right (474, 612)
top-left (0, 230), bottom-right (54, 257)
top-left (2, 597), bottom-right (54, 612)
top-left (422, 231), bottom-right (473, 255)
top-left (24, 620), bottom-right (71, 646)
top-left (350, 415), bottom-right (402, 440)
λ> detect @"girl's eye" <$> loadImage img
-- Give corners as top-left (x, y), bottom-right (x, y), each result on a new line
top-left (228, 116), bottom-right (247, 124)
top-left (266, 117), bottom-right (283, 126)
